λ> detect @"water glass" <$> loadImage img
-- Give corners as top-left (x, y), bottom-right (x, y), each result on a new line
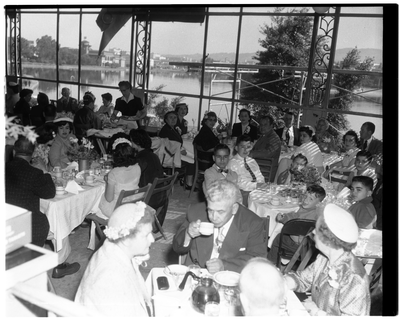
top-left (270, 183), bottom-right (277, 194)
top-left (205, 301), bottom-right (220, 317)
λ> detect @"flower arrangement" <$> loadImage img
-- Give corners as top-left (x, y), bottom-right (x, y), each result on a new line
top-left (67, 137), bottom-right (98, 161)
top-left (6, 116), bottom-right (38, 143)
top-left (290, 164), bottom-right (322, 186)
top-left (327, 268), bottom-right (340, 289)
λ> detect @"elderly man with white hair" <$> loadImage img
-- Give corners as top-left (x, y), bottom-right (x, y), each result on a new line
top-left (75, 202), bottom-right (155, 317)
top-left (239, 257), bottom-right (286, 316)
top-left (172, 179), bottom-right (267, 274)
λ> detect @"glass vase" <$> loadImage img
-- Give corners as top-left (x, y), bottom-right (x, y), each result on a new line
top-left (78, 159), bottom-right (90, 172)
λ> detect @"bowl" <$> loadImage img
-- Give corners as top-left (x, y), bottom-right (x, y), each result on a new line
top-left (213, 271), bottom-right (240, 287)
top-left (271, 197), bottom-right (280, 206)
top-left (199, 222), bottom-right (214, 236)
top-left (164, 264), bottom-right (189, 288)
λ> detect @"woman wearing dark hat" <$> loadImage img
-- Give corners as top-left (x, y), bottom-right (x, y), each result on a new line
top-left (175, 103), bottom-right (189, 135)
top-left (284, 204), bottom-right (370, 316)
top-left (49, 113), bottom-right (76, 169)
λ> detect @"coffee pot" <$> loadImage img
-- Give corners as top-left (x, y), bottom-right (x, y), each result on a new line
top-left (179, 271), bottom-right (220, 313)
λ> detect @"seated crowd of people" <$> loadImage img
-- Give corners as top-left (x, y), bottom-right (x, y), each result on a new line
top-left (5, 81), bottom-right (383, 316)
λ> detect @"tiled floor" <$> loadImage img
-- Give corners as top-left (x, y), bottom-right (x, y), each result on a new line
top-left (47, 185), bottom-right (204, 301)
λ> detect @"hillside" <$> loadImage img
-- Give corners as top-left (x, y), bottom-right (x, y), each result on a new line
top-left (163, 48), bottom-right (382, 64)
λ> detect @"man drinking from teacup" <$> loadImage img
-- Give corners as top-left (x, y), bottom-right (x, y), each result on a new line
top-left (172, 180), bottom-right (267, 274)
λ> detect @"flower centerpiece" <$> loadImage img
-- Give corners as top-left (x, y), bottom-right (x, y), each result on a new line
top-left (6, 116), bottom-right (38, 143)
top-left (290, 164), bottom-right (322, 187)
top-left (67, 137), bottom-right (98, 171)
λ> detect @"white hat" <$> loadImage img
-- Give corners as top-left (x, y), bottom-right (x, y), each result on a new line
top-left (53, 117), bottom-right (73, 123)
top-left (323, 204), bottom-right (359, 243)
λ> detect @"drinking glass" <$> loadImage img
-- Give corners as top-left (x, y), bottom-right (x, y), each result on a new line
top-left (270, 183), bottom-right (277, 194)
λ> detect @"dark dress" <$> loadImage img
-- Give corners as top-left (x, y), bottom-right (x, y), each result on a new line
top-left (114, 95), bottom-right (144, 128)
top-left (193, 125), bottom-right (220, 151)
top-left (6, 157), bottom-right (56, 247)
top-left (136, 148), bottom-right (168, 230)
top-left (73, 106), bottom-right (102, 139)
top-left (231, 122), bottom-right (259, 142)
top-left (176, 117), bottom-right (188, 135)
top-left (30, 104), bottom-right (45, 128)
top-left (14, 99), bottom-right (31, 126)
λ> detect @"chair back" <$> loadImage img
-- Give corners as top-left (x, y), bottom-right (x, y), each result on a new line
top-left (277, 219), bottom-right (316, 269)
top-left (282, 235), bottom-right (316, 274)
top-left (114, 183), bottom-right (155, 211)
top-left (194, 143), bottom-right (214, 173)
top-left (149, 172), bottom-right (179, 201)
top-left (256, 158), bottom-right (274, 182)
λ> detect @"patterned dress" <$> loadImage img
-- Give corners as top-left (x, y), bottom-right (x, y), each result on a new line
top-left (285, 251), bottom-right (371, 316)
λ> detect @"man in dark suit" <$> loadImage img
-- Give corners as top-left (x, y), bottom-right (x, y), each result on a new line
top-left (275, 112), bottom-right (301, 147)
top-left (359, 122), bottom-right (383, 156)
top-left (6, 136), bottom-right (80, 278)
top-left (250, 115), bottom-right (282, 182)
top-left (56, 87), bottom-right (79, 114)
top-left (172, 180), bottom-right (267, 274)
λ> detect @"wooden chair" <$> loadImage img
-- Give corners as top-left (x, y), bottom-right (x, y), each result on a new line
top-left (85, 183), bottom-right (154, 252)
top-left (276, 219), bottom-right (316, 272)
top-left (149, 172), bottom-right (179, 240)
top-left (162, 147), bottom-right (186, 191)
top-left (282, 233), bottom-right (316, 274)
top-left (255, 158), bottom-right (274, 182)
top-left (190, 143), bottom-right (214, 198)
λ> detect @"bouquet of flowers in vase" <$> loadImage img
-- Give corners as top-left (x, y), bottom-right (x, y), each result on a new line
top-left (290, 164), bottom-right (322, 186)
top-left (67, 137), bottom-right (98, 162)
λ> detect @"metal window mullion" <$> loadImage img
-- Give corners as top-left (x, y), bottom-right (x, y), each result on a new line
top-left (229, 7), bottom-right (243, 127)
top-left (129, 11), bottom-right (134, 86)
top-left (198, 7), bottom-right (209, 129)
top-left (77, 9), bottom-right (83, 102)
top-left (56, 9), bottom-right (60, 100)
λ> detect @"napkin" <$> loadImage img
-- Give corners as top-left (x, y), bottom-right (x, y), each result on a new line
top-left (65, 180), bottom-right (84, 194)
top-left (64, 161), bottom-right (79, 171)
top-left (75, 171), bottom-right (86, 180)
top-left (86, 129), bottom-right (101, 137)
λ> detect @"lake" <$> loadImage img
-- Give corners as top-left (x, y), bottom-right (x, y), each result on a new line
top-left (21, 66), bottom-right (383, 139)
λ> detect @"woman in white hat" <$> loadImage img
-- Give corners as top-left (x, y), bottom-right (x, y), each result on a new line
top-left (75, 202), bottom-right (155, 317)
top-left (284, 203), bottom-right (370, 316)
top-left (49, 113), bottom-right (76, 169)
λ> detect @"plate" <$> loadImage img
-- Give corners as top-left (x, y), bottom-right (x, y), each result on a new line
top-left (213, 271), bottom-right (240, 287)
top-left (55, 191), bottom-right (68, 196)
top-left (269, 201), bottom-right (282, 206)
top-left (164, 264), bottom-right (188, 277)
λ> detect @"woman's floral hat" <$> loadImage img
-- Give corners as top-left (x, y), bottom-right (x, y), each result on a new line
top-left (104, 202), bottom-right (155, 241)
top-left (54, 111), bottom-right (74, 123)
top-left (112, 137), bottom-right (132, 150)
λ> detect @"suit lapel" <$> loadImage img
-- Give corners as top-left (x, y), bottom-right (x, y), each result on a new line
top-left (218, 214), bottom-right (248, 259)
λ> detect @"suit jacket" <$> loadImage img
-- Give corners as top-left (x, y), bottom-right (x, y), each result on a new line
top-left (275, 126), bottom-right (301, 146)
top-left (361, 137), bottom-right (383, 156)
top-left (231, 123), bottom-right (259, 142)
top-left (172, 202), bottom-right (267, 273)
top-left (6, 157), bottom-right (55, 246)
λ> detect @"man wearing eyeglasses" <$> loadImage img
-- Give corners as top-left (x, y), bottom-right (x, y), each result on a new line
top-left (111, 81), bottom-right (147, 129)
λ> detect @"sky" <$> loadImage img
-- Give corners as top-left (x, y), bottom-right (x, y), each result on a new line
top-left (7, 5), bottom-right (384, 56)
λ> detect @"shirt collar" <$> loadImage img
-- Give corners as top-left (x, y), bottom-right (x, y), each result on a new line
top-left (121, 92), bottom-right (134, 103)
top-left (214, 214), bottom-right (235, 238)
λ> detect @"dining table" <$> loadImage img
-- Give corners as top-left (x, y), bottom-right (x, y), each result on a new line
top-left (279, 148), bottom-right (343, 168)
top-left (248, 186), bottom-right (300, 244)
top-left (145, 267), bottom-right (310, 317)
top-left (40, 172), bottom-right (105, 262)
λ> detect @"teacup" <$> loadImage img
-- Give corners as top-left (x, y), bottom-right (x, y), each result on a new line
top-left (85, 176), bottom-right (94, 184)
top-left (271, 197), bottom-right (280, 206)
top-left (199, 222), bottom-right (214, 236)
top-left (56, 186), bottom-right (65, 195)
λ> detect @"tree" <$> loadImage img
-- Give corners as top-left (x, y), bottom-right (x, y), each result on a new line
top-left (36, 35), bottom-right (57, 63)
top-left (241, 7), bottom-right (317, 123)
top-left (327, 48), bottom-right (374, 137)
top-left (20, 37), bottom-right (36, 61)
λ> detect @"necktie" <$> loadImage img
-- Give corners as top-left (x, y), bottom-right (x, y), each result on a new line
top-left (218, 168), bottom-right (228, 174)
top-left (285, 128), bottom-right (290, 144)
top-left (363, 140), bottom-right (368, 150)
top-left (244, 157), bottom-right (257, 182)
top-left (216, 228), bottom-right (225, 253)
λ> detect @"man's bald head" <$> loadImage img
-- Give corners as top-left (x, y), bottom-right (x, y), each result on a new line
top-left (14, 136), bottom-right (35, 157)
top-left (239, 257), bottom-right (286, 316)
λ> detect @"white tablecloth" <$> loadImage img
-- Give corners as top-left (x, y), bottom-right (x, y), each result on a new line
top-left (40, 181), bottom-right (105, 252)
top-left (146, 267), bottom-right (309, 317)
top-left (248, 189), bottom-right (299, 237)
top-left (182, 138), bottom-right (195, 164)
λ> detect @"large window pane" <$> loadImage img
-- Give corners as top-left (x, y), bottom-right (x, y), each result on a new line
top-left (20, 13), bottom-right (57, 80)
top-left (59, 14), bottom-right (80, 82)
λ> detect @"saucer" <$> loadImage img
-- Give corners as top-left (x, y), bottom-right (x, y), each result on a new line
top-left (55, 191), bottom-right (68, 196)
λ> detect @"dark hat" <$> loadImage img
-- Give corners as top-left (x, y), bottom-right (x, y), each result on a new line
top-left (83, 91), bottom-right (96, 103)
